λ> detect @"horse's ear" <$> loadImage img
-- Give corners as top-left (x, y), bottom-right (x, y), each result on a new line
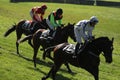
top-left (111, 37), bottom-right (114, 43)
top-left (73, 23), bottom-right (75, 25)
top-left (68, 23), bottom-right (70, 25)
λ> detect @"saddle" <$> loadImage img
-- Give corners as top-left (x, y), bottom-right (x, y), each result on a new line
top-left (63, 44), bottom-right (75, 54)
top-left (40, 30), bottom-right (54, 43)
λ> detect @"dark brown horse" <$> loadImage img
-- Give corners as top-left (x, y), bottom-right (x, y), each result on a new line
top-left (18, 23), bottom-right (76, 68)
top-left (4, 19), bottom-right (49, 54)
top-left (42, 37), bottom-right (114, 80)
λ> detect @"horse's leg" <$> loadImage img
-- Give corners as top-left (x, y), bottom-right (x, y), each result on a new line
top-left (16, 30), bottom-right (22, 54)
top-left (16, 42), bottom-right (19, 54)
top-left (86, 66), bottom-right (99, 80)
top-left (33, 46), bottom-right (40, 68)
top-left (42, 65), bottom-right (54, 80)
top-left (42, 62), bottom-right (62, 80)
top-left (51, 64), bottom-right (62, 80)
top-left (28, 39), bottom-right (33, 48)
top-left (46, 50), bottom-right (53, 61)
top-left (64, 62), bottom-right (73, 73)
top-left (33, 48), bottom-right (38, 68)
top-left (93, 67), bottom-right (99, 80)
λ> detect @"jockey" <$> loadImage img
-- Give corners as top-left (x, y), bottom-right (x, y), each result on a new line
top-left (74, 16), bottom-right (99, 56)
top-left (30, 4), bottom-right (47, 22)
top-left (46, 8), bottom-right (63, 37)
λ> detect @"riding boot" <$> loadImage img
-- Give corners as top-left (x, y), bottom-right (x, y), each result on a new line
top-left (77, 43), bottom-right (84, 53)
top-left (75, 43), bottom-right (80, 54)
top-left (49, 29), bottom-right (54, 37)
top-left (73, 43), bottom-right (80, 58)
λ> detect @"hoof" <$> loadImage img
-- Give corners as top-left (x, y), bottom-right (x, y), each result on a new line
top-left (42, 77), bottom-right (46, 80)
top-left (40, 48), bottom-right (44, 51)
top-left (69, 71), bottom-right (76, 75)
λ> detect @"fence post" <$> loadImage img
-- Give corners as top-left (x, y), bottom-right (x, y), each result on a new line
top-left (64, 0), bottom-right (66, 3)
top-left (94, 0), bottom-right (97, 6)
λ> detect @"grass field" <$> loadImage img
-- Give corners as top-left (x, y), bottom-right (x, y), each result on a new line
top-left (100, 0), bottom-right (120, 2)
top-left (0, 0), bottom-right (120, 80)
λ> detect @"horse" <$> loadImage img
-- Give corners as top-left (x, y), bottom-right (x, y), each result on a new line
top-left (42, 37), bottom-right (114, 80)
top-left (4, 19), bottom-right (49, 54)
top-left (18, 23), bottom-right (76, 69)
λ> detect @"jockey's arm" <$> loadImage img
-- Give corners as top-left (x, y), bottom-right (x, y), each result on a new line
top-left (38, 14), bottom-right (43, 21)
top-left (50, 14), bottom-right (58, 27)
top-left (40, 14), bottom-right (44, 21)
top-left (35, 14), bottom-right (41, 22)
top-left (57, 19), bottom-right (62, 27)
top-left (33, 15), bottom-right (38, 21)
top-left (87, 27), bottom-right (94, 40)
top-left (80, 23), bottom-right (88, 41)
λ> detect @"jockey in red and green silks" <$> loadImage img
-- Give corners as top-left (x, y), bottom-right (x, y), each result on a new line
top-left (30, 4), bottom-right (47, 22)
top-left (46, 8), bottom-right (63, 37)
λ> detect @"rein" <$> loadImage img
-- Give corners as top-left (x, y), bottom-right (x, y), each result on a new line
top-left (87, 43), bottom-right (101, 58)
top-left (88, 51), bottom-right (99, 58)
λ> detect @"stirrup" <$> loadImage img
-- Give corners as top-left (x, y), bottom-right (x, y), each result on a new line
top-left (40, 36), bottom-right (44, 39)
top-left (48, 36), bottom-right (53, 40)
top-left (72, 55), bottom-right (77, 58)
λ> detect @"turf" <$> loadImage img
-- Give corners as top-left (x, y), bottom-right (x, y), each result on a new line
top-left (0, 0), bottom-right (120, 80)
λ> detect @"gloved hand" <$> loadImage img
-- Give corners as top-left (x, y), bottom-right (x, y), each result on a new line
top-left (61, 24), bottom-right (65, 27)
top-left (89, 36), bottom-right (95, 41)
top-left (56, 26), bottom-right (61, 31)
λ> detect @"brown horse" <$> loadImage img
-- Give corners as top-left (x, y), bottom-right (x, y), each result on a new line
top-left (42, 37), bottom-right (114, 80)
top-left (4, 19), bottom-right (49, 54)
top-left (18, 23), bottom-right (76, 68)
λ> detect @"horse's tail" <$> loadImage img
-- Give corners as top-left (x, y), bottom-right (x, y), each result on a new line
top-left (4, 24), bottom-right (16, 37)
top-left (18, 35), bottom-right (33, 43)
top-left (43, 46), bottom-right (56, 60)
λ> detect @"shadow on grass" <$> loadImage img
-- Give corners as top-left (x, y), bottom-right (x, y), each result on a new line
top-left (27, 66), bottom-right (71, 80)
top-left (2, 47), bottom-right (76, 75)
top-left (3, 47), bottom-right (76, 79)
top-left (10, 52), bottom-right (75, 74)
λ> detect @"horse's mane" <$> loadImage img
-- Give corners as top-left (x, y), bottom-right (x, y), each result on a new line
top-left (87, 37), bottom-right (110, 47)
top-left (92, 37), bottom-right (109, 42)
top-left (61, 23), bottom-right (74, 30)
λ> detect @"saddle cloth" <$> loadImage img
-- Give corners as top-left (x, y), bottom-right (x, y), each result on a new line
top-left (41, 30), bottom-right (50, 38)
top-left (40, 30), bottom-right (56, 38)
top-left (63, 44), bottom-right (75, 54)
top-left (22, 20), bottom-right (32, 30)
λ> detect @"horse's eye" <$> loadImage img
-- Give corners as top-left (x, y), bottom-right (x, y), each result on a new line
top-left (111, 46), bottom-right (114, 50)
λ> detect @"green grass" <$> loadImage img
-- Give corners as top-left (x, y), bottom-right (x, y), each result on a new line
top-left (0, 0), bottom-right (120, 80)
top-left (99, 0), bottom-right (120, 2)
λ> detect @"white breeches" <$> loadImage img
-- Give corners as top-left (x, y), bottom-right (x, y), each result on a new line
top-left (74, 26), bottom-right (87, 43)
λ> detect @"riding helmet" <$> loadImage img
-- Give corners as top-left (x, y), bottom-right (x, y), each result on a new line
top-left (90, 16), bottom-right (99, 23)
top-left (56, 8), bottom-right (63, 15)
top-left (41, 4), bottom-right (47, 9)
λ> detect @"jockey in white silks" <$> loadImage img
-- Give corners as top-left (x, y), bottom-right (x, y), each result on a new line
top-left (74, 16), bottom-right (99, 57)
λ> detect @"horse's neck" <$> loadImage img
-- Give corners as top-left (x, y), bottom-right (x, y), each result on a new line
top-left (61, 27), bottom-right (69, 40)
top-left (54, 28), bottom-right (69, 43)
top-left (86, 43), bottom-right (101, 56)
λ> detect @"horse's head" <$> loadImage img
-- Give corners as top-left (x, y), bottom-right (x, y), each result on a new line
top-left (64, 23), bottom-right (76, 42)
top-left (103, 38), bottom-right (114, 63)
top-left (93, 37), bottom-right (114, 63)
